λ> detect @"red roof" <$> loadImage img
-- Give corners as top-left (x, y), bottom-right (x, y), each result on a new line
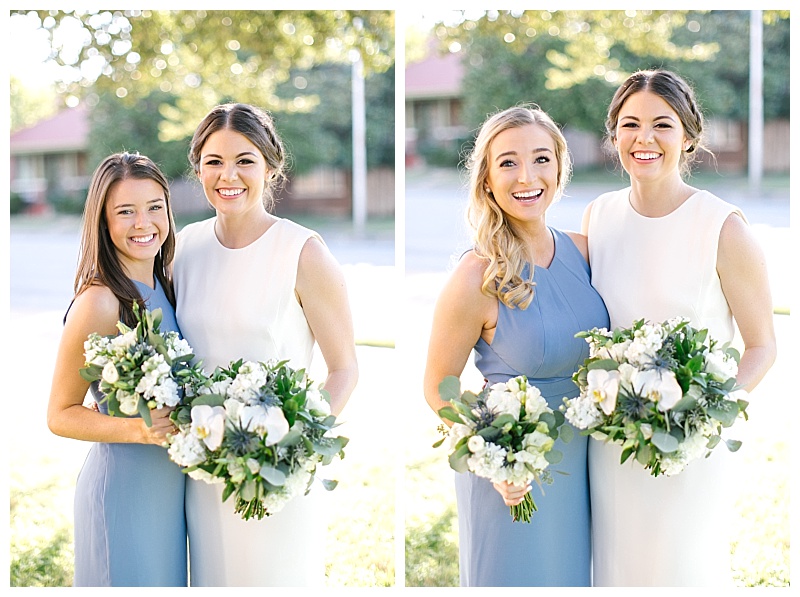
top-left (405, 48), bottom-right (464, 100)
top-left (10, 104), bottom-right (89, 154)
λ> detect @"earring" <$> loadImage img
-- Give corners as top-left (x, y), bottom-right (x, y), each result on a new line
top-left (484, 186), bottom-right (492, 194)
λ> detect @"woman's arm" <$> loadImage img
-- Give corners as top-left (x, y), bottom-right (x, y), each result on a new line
top-left (423, 252), bottom-right (495, 417)
top-left (296, 237), bottom-right (359, 417)
top-left (47, 285), bottom-right (175, 445)
top-left (717, 212), bottom-right (777, 392)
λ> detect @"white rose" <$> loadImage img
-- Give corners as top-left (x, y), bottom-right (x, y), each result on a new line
top-left (101, 361), bottom-right (119, 384)
top-left (117, 390), bottom-right (139, 416)
top-left (467, 435), bottom-right (485, 453)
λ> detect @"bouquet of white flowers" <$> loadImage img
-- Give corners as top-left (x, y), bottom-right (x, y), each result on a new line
top-left (563, 317), bottom-right (748, 476)
top-left (435, 375), bottom-right (572, 523)
top-left (80, 302), bottom-right (198, 426)
top-left (167, 359), bottom-right (348, 521)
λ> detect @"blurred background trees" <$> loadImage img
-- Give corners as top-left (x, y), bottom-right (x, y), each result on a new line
top-left (406, 10), bottom-right (789, 174)
top-left (10, 9), bottom-right (395, 200)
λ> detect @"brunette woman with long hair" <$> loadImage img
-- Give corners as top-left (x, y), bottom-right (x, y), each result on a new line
top-left (47, 152), bottom-right (187, 586)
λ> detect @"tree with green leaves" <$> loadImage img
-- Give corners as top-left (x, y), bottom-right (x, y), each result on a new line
top-left (13, 10), bottom-right (394, 141)
top-left (426, 10), bottom-right (788, 133)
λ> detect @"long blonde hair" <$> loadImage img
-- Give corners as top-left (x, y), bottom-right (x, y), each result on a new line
top-left (465, 105), bottom-right (572, 309)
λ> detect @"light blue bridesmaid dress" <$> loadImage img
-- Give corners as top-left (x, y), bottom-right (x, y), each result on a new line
top-left (72, 279), bottom-right (187, 586)
top-left (454, 228), bottom-right (609, 586)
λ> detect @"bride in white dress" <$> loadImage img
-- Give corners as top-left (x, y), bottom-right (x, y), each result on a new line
top-left (173, 103), bottom-right (358, 586)
top-left (582, 70), bottom-right (776, 586)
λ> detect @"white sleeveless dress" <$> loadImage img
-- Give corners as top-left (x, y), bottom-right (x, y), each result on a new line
top-left (174, 217), bottom-right (326, 587)
top-left (587, 188), bottom-right (743, 587)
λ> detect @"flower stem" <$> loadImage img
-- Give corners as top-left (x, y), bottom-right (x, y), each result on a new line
top-left (509, 492), bottom-right (537, 523)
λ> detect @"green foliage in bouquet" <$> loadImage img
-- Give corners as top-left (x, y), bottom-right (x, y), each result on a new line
top-left (435, 375), bottom-right (571, 523)
top-left (170, 359), bottom-right (348, 521)
top-left (566, 318), bottom-right (749, 477)
top-left (80, 302), bottom-right (197, 426)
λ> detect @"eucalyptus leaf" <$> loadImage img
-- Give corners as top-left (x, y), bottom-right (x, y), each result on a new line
top-left (587, 359), bottom-right (620, 371)
top-left (277, 428), bottom-right (303, 447)
top-left (671, 395), bottom-right (698, 412)
top-left (725, 346), bottom-right (741, 363)
top-left (559, 424), bottom-right (574, 444)
top-left (313, 437), bottom-right (347, 456)
top-left (539, 412), bottom-right (556, 429)
top-left (322, 479), bottom-right (339, 491)
top-left (492, 413), bottom-right (516, 428)
top-left (724, 438), bottom-right (743, 452)
top-left (438, 376), bottom-right (462, 403)
top-left (438, 405), bottom-right (463, 425)
top-left (636, 442), bottom-right (652, 465)
top-left (79, 364), bottom-right (103, 382)
top-left (448, 444), bottom-right (471, 473)
top-left (708, 403), bottom-right (738, 428)
top-left (651, 431), bottom-right (679, 453)
top-left (137, 399), bottom-right (153, 427)
top-left (477, 426), bottom-right (501, 442)
top-left (259, 465), bottom-right (287, 486)
top-left (544, 449), bottom-right (563, 465)
top-left (189, 393), bottom-right (226, 407)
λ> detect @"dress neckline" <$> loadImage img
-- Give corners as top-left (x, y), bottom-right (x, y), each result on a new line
top-left (132, 277), bottom-right (160, 294)
top-left (211, 216), bottom-right (283, 251)
top-left (625, 188), bottom-right (703, 220)
top-left (533, 227), bottom-right (558, 271)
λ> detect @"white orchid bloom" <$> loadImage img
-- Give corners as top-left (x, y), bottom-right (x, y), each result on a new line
top-left (240, 405), bottom-right (290, 446)
top-left (633, 369), bottom-right (683, 412)
top-left (587, 369), bottom-right (620, 415)
top-left (191, 404), bottom-right (226, 451)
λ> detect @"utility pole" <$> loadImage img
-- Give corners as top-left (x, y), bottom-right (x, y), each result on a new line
top-left (749, 9), bottom-right (764, 195)
top-left (351, 48), bottom-right (367, 236)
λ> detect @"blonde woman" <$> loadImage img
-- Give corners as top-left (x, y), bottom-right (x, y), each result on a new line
top-left (424, 106), bottom-right (609, 586)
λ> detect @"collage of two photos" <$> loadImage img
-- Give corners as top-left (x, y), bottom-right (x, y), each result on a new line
top-left (8, 9), bottom-right (790, 589)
